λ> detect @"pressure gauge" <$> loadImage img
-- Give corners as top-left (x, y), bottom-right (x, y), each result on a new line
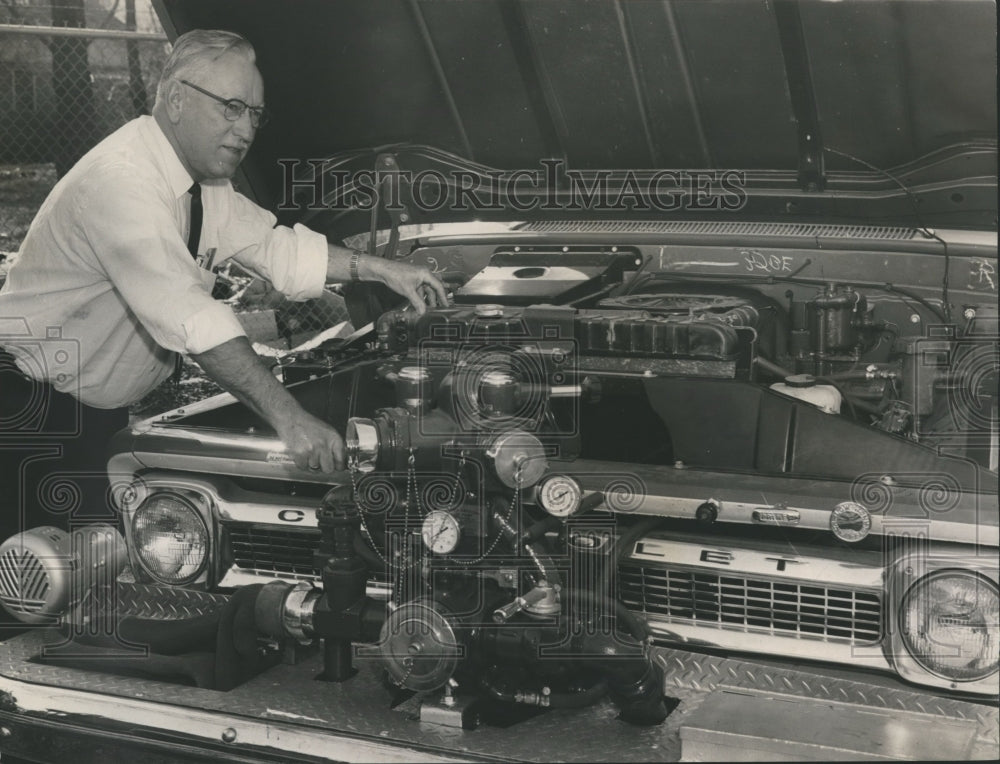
top-left (421, 511), bottom-right (461, 554)
top-left (536, 475), bottom-right (583, 518)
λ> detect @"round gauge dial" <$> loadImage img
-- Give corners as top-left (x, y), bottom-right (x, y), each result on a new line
top-left (421, 511), bottom-right (461, 554)
top-left (537, 475), bottom-right (583, 518)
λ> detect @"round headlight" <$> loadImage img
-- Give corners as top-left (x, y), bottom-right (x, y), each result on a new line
top-left (899, 570), bottom-right (999, 682)
top-left (132, 493), bottom-right (208, 585)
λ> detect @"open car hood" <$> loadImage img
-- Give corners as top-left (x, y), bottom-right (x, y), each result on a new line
top-left (155, 0), bottom-right (997, 238)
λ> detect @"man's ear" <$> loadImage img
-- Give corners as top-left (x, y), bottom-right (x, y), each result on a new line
top-left (164, 79), bottom-right (185, 124)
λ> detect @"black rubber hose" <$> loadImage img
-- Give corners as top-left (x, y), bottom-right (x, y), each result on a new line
top-left (523, 539), bottom-right (563, 589)
top-left (560, 585), bottom-right (650, 643)
top-left (547, 681), bottom-right (609, 709)
top-left (576, 634), bottom-right (667, 726)
top-left (754, 356), bottom-right (879, 418)
top-left (116, 612), bottom-right (221, 654)
top-left (64, 612), bottom-right (222, 655)
top-left (754, 355), bottom-right (794, 379)
top-left (614, 516), bottom-right (664, 564)
top-left (479, 677), bottom-right (609, 709)
top-left (497, 508), bottom-right (564, 589)
top-left (215, 583), bottom-right (265, 691)
top-left (522, 515), bottom-right (562, 544)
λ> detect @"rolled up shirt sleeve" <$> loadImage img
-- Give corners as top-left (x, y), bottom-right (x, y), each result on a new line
top-left (209, 187), bottom-right (328, 301)
top-left (78, 167), bottom-right (246, 355)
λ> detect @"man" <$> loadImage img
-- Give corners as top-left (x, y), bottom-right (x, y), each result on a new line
top-left (0, 29), bottom-right (446, 541)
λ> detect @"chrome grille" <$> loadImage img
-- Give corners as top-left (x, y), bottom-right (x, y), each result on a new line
top-left (226, 525), bottom-right (320, 580)
top-left (619, 564), bottom-right (882, 644)
top-left (0, 548), bottom-right (50, 615)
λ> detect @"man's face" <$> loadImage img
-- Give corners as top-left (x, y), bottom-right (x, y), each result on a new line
top-left (174, 51), bottom-right (264, 181)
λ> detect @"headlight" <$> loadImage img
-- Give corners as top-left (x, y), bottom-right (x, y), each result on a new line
top-left (899, 570), bottom-right (999, 683)
top-left (132, 493), bottom-right (208, 585)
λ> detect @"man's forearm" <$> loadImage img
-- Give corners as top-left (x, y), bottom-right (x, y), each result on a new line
top-left (190, 336), bottom-right (299, 430)
top-left (192, 336), bottom-right (346, 472)
top-left (325, 243), bottom-right (449, 313)
top-left (326, 243), bottom-right (376, 282)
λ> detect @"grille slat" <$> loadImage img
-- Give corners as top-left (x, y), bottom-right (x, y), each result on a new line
top-left (227, 526), bottom-right (320, 579)
top-left (620, 565), bottom-right (882, 643)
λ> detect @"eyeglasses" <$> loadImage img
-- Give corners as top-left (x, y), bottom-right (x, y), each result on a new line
top-left (180, 79), bottom-right (269, 129)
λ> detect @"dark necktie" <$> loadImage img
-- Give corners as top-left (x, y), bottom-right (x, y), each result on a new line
top-left (187, 182), bottom-right (203, 257)
top-left (176, 183), bottom-right (205, 384)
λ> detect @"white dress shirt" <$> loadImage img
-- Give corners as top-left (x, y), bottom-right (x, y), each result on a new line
top-left (0, 116), bottom-right (327, 409)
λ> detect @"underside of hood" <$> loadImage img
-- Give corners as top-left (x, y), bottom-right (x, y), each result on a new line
top-left (154, 0), bottom-right (997, 231)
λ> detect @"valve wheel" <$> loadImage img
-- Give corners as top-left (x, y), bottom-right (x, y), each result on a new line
top-left (379, 599), bottom-right (462, 691)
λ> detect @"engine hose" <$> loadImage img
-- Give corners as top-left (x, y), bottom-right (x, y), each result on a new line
top-left (63, 611), bottom-right (221, 656)
top-left (614, 517), bottom-right (664, 564)
top-left (754, 356), bottom-right (878, 418)
top-left (522, 515), bottom-right (562, 544)
top-left (824, 370), bottom-right (895, 382)
top-left (479, 676), bottom-right (609, 709)
top-left (60, 585), bottom-right (268, 692)
top-left (560, 585), bottom-right (650, 644)
top-left (753, 355), bottom-right (793, 379)
top-left (523, 540), bottom-right (563, 589)
top-left (494, 507), bottom-right (564, 589)
top-left (576, 632), bottom-right (667, 726)
top-left (117, 612), bottom-right (221, 654)
top-left (215, 584), bottom-right (266, 691)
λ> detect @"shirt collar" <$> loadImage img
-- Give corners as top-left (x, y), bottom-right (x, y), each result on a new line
top-left (139, 115), bottom-right (196, 199)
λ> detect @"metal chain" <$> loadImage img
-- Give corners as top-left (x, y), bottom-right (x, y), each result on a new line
top-left (405, 449), bottom-right (422, 518)
top-left (451, 463), bottom-right (522, 566)
top-left (394, 656), bottom-right (415, 688)
top-left (349, 468), bottom-right (398, 568)
top-left (447, 453), bottom-right (468, 510)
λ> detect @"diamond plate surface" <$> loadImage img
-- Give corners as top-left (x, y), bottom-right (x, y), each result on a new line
top-left (654, 648), bottom-right (1000, 751)
top-left (0, 630), bottom-right (678, 762)
top-left (0, 584), bottom-right (995, 762)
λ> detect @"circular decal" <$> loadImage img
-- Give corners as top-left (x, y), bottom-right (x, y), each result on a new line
top-left (830, 501), bottom-right (872, 543)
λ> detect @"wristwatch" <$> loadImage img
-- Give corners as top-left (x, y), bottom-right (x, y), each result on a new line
top-left (349, 249), bottom-right (362, 282)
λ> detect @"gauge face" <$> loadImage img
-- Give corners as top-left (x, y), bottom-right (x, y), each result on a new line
top-left (537, 475), bottom-right (583, 517)
top-left (421, 511), bottom-right (461, 554)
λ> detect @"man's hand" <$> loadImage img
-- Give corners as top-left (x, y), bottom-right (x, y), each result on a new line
top-left (273, 410), bottom-right (346, 472)
top-left (365, 258), bottom-right (449, 314)
top-left (327, 246), bottom-right (449, 314)
top-left (191, 337), bottom-right (346, 473)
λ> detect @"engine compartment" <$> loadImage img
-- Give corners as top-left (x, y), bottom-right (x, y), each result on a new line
top-left (46, 229), bottom-right (996, 721)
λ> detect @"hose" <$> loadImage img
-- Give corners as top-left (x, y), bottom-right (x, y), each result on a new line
top-left (494, 507), bottom-right (564, 588)
top-left (614, 516), bottom-right (665, 565)
top-left (479, 676), bottom-right (609, 709)
top-left (65, 612), bottom-right (221, 655)
top-left (522, 515), bottom-right (562, 543)
top-left (560, 585), bottom-right (650, 644)
top-left (754, 356), bottom-right (880, 418)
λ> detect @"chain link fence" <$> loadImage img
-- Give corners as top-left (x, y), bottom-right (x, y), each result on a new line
top-left (0, 1), bottom-right (351, 416)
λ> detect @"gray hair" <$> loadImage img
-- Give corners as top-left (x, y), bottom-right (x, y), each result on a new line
top-left (155, 29), bottom-right (256, 105)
